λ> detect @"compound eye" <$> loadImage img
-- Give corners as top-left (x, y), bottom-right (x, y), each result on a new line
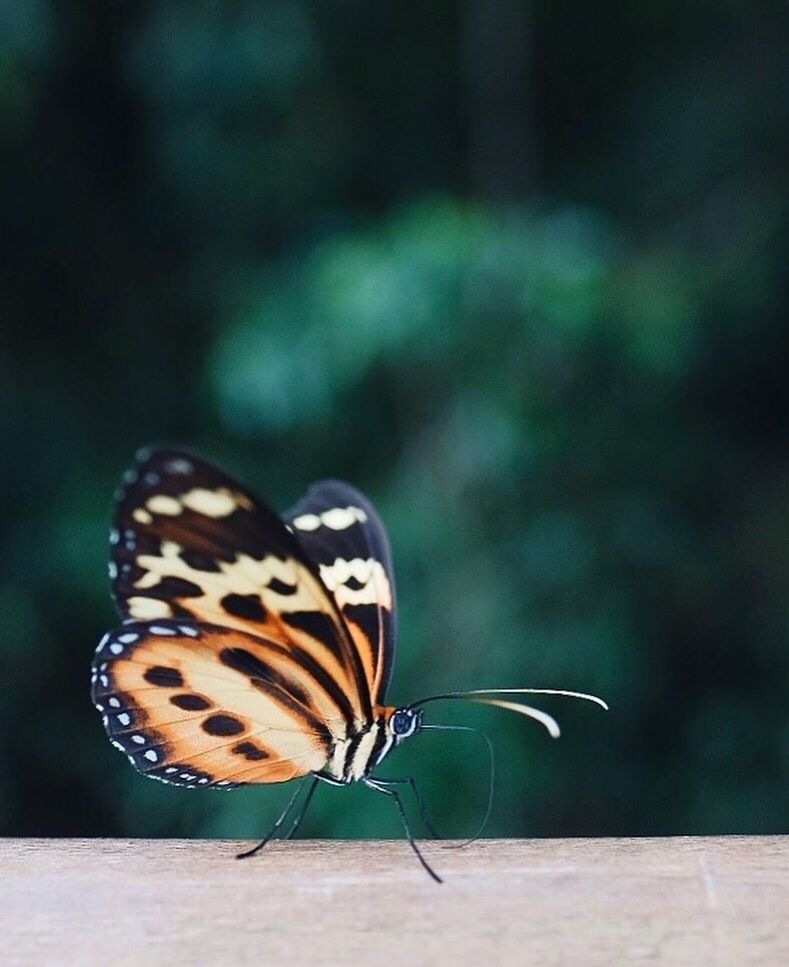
top-left (391, 710), bottom-right (413, 736)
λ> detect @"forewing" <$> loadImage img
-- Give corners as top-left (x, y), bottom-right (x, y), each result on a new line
top-left (109, 449), bottom-right (371, 722)
top-left (90, 620), bottom-right (346, 788)
top-left (285, 480), bottom-right (397, 703)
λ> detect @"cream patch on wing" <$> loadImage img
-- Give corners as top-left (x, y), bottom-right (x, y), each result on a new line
top-left (142, 487), bottom-right (253, 521)
top-left (127, 597), bottom-right (173, 619)
top-left (180, 487), bottom-right (246, 518)
top-left (319, 557), bottom-right (392, 609)
top-left (126, 540), bottom-right (357, 705)
top-left (133, 540), bottom-right (319, 611)
top-left (292, 506), bottom-right (368, 532)
top-left (146, 495), bottom-right (181, 516)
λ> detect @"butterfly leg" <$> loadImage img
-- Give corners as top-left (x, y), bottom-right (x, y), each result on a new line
top-left (367, 775), bottom-right (442, 840)
top-left (236, 778), bottom-right (311, 860)
top-left (364, 777), bottom-right (443, 884)
top-left (285, 776), bottom-right (320, 840)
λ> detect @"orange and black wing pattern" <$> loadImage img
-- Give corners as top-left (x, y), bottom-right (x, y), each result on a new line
top-left (109, 449), bottom-right (372, 724)
top-left (92, 449), bottom-right (385, 787)
top-left (285, 480), bottom-right (397, 704)
top-left (91, 620), bottom-right (339, 788)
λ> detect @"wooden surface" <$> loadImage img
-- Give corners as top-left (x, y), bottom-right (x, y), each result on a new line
top-left (1, 837), bottom-right (786, 965)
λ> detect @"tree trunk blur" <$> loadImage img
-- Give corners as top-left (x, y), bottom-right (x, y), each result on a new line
top-left (463, 0), bottom-right (534, 199)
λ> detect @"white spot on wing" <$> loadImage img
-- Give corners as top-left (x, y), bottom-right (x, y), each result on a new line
top-left (127, 597), bottom-right (172, 619)
top-left (146, 495), bottom-right (182, 516)
top-left (164, 458), bottom-right (194, 474)
top-left (133, 508), bottom-right (154, 525)
top-left (322, 506), bottom-right (368, 530)
top-left (319, 557), bottom-right (392, 609)
top-left (293, 506), bottom-right (368, 532)
top-left (180, 487), bottom-right (240, 518)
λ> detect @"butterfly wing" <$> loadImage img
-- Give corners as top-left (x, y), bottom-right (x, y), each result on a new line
top-left (91, 619), bottom-right (351, 787)
top-left (109, 449), bottom-right (372, 724)
top-left (285, 480), bottom-right (397, 704)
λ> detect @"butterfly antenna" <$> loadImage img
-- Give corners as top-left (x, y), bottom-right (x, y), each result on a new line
top-left (421, 723), bottom-right (495, 848)
top-left (408, 687), bottom-right (608, 739)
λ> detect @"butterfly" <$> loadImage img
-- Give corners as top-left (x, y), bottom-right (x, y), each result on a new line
top-left (91, 448), bottom-right (606, 882)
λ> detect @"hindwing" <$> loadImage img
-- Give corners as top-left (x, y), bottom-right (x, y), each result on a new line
top-left (91, 620), bottom-right (343, 787)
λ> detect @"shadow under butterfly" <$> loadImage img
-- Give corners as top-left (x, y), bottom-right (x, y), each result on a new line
top-left (91, 448), bottom-right (607, 882)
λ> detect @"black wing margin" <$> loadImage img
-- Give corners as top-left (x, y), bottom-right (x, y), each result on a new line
top-left (285, 480), bottom-right (397, 704)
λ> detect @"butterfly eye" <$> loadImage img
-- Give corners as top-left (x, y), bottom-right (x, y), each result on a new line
top-left (391, 709), bottom-right (415, 736)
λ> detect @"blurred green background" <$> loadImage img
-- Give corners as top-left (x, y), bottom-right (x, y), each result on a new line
top-left (1, 1), bottom-right (787, 844)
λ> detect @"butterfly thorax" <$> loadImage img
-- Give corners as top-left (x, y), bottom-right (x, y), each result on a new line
top-left (320, 706), bottom-right (421, 784)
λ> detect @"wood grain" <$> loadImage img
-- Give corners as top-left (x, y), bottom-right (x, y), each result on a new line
top-left (1, 837), bottom-right (786, 965)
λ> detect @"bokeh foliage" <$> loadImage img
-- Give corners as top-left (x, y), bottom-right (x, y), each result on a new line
top-left (1, 1), bottom-right (787, 841)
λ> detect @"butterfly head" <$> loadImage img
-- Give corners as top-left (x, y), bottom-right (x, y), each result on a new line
top-left (388, 707), bottom-right (422, 745)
